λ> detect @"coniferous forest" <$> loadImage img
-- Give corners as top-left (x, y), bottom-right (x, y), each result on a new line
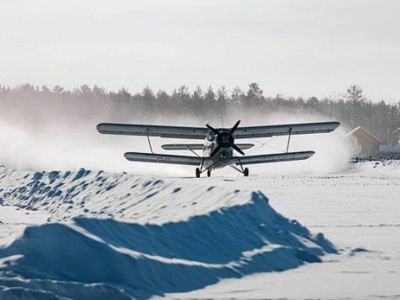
top-left (1, 83), bottom-right (399, 145)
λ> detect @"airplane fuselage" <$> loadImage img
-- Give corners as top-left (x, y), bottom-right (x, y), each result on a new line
top-left (202, 130), bottom-right (234, 170)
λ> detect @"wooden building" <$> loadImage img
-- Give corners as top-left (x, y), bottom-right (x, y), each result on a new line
top-left (344, 127), bottom-right (382, 157)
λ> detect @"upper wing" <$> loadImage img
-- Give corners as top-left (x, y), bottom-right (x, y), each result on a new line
top-left (231, 151), bottom-right (315, 165)
top-left (97, 121), bottom-right (339, 140)
top-left (233, 121), bottom-right (340, 139)
top-left (97, 123), bottom-right (208, 140)
top-left (124, 152), bottom-right (202, 166)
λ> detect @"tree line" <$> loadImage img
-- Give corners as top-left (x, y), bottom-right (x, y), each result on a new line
top-left (1, 83), bottom-right (399, 144)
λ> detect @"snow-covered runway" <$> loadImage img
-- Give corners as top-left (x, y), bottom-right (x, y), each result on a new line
top-left (0, 161), bottom-right (399, 299)
top-left (171, 161), bottom-right (400, 299)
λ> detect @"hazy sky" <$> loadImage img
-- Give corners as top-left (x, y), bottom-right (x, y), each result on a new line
top-left (1, 0), bottom-right (399, 101)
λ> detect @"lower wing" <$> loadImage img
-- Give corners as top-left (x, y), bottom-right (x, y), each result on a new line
top-left (124, 152), bottom-right (202, 166)
top-left (231, 151), bottom-right (315, 165)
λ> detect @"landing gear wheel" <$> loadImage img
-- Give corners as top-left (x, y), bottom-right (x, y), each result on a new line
top-left (207, 170), bottom-right (211, 177)
top-left (244, 168), bottom-right (249, 177)
top-left (195, 168), bottom-right (201, 178)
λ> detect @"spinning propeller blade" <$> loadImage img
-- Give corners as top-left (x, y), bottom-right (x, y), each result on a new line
top-left (229, 120), bottom-right (241, 135)
top-left (207, 120), bottom-right (245, 157)
top-left (210, 145), bottom-right (222, 157)
top-left (206, 123), bottom-right (219, 135)
top-left (231, 143), bottom-right (245, 155)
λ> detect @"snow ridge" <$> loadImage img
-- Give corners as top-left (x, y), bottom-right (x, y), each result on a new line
top-left (0, 167), bottom-right (336, 299)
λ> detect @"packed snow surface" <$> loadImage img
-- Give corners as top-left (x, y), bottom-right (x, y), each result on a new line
top-left (0, 166), bottom-right (337, 299)
top-left (0, 160), bottom-right (399, 299)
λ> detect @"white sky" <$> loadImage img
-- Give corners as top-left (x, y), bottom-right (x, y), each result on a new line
top-left (0, 0), bottom-right (399, 101)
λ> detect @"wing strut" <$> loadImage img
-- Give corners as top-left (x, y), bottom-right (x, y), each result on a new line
top-left (286, 127), bottom-right (292, 153)
top-left (186, 146), bottom-right (201, 158)
top-left (146, 129), bottom-right (154, 154)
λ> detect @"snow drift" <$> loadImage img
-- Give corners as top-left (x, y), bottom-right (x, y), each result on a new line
top-left (0, 167), bottom-right (336, 299)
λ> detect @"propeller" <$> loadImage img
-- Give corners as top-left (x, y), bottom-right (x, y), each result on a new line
top-left (206, 123), bottom-right (219, 135)
top-left (207, 120), bottom-right (245, 157)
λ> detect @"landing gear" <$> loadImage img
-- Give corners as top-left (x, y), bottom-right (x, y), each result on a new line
top-left (244, 168), bottom-right (249, 177)
top-left (207, 170), bottom-right (211, 177)
top-left (195, 168), bottom-right (201, 178)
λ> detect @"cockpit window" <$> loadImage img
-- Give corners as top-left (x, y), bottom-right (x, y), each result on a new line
top-left (206, 131), bottom-right (215, 141)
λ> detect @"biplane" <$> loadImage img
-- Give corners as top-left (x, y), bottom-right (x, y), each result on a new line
top-left (96, 120), bottom-right (340, 177)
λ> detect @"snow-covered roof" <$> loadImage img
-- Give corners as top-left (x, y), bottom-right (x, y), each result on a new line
top-left (344, 126), bottom-right (383, 145)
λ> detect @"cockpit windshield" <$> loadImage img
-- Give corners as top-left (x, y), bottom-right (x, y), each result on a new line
top-left (206, 131), bottom-right (216, 141)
